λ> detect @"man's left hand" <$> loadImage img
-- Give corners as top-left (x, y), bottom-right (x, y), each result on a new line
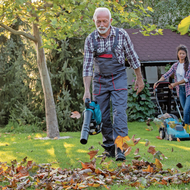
top-left (134, 78), bottom-right (144, 95)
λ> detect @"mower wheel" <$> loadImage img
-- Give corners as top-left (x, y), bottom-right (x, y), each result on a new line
top-left (169, 134), bottom-right (174, 141)
top-left (159, 130), bottom-right (165, 139)
top-left (165, 131), bottom-right (169, 140)
top-left (169, 114), bottom-right (179, 122)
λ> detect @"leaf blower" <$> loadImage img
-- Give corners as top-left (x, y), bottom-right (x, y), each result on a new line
top-left (80, 98), bottom-right (103, 144)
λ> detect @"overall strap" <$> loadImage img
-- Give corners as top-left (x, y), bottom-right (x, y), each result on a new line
top-left (112, 28), bottom-right (119, 50)
top-left (91, 32), bottom-right (98, 55)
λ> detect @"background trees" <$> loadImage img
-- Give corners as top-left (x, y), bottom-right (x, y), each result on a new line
top-left (0, 0), bottom-right (162, 132)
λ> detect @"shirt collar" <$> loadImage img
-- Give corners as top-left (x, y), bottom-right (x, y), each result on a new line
top-left (94, 26), bottom-right (116, 39)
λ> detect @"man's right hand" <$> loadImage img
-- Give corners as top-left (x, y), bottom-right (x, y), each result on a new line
top-left (83, 91), bottom-right (91, 102)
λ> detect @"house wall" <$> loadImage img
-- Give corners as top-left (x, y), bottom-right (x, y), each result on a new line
top-left (126, 66), bottom-right (167, 86)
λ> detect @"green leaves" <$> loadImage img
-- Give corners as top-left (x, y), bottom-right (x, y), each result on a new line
top-left (127, 78), bottom-right (155, 122)
top-left (178, 15), bottom-right (190, 35)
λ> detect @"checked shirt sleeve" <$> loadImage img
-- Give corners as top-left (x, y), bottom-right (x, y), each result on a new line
top-left (122, 30), bottom-right (140, 69)
top-left (83, 35), bottom-right (94, 77)
top-left (163, 64), bottom-right (175, 80)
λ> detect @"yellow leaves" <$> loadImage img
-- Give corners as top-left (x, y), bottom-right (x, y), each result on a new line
top-left (114, 136), bottom-right (130, 151)
top-left (147, 6), bottom-right (153, 12)
top-left (115, 135), bottom-right (141, 151)
top-left (155, 158), bottom-right (163, 170)
top-left (178, 15), bottom-right (190, 35)
top-left (142, 165), bottom-right (154, 173)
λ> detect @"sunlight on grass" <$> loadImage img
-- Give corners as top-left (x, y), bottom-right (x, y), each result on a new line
top-left (0, 142), bottom-right (10, 146)
top-left (35, 133), bottom-right (43, 138)
top-left (46, 147), bottom-right (55, 157)
top-left (169, 144), bottom-right (190, 151)
top-left (64, 142), bottom-right (75, 148)
top-left (0, 151), bottom-right (16, 162)
top-left (77, 149), bottom-right (88, 153)
top-left (63, 142), bottom-right (75, 165)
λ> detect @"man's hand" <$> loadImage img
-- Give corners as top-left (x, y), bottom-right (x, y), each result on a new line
top-left (83, 91), bottom-right (91, 102)
top-left (134, 77), bottom-right (144, 95)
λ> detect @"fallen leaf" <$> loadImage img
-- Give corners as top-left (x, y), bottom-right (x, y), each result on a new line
top-left (70, 111), bottom-right (81, 119)
top-left (115, 136), bottom-right (130, 151)
top-left (134, 148), bottom-right (139, 155)
top-left (87, 150), bottom-right (99, 160)
top-left (147, 146), bottom-right (156, 155)
top-left (176, 163), bottom-right (183, 168)
top-left (155, 158), bottom-right (163, 170)
top-left (156, 136), bottom-right (162, 140)
top-left (145, 139), bottom-right (150, 146)
top-left (124, 147), bottom-right (132, 156)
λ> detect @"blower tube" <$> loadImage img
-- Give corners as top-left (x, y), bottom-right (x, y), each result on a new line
top-left (80, 110), bottom-right (92, 144)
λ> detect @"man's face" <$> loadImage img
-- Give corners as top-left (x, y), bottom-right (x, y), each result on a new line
top-left (94, 11), bottom-right (112, 34)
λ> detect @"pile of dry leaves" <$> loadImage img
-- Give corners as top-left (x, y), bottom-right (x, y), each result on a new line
top-left (1, 135), bottom-right (190, 189)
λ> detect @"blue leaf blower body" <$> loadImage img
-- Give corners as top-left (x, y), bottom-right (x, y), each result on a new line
top-left (80, 98), bottom-right (103, 144)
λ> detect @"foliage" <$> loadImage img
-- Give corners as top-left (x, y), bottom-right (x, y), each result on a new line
top-left (46, 38), bottom-right (85, 131)
top-left (0, 0), bottom-right (162, 131)
top-left (0, 121), bottom-right (41, 133)
top-left (142, 0), bottom-right (190, 31)
top-left (178, 15), bottom-right (190, 35)
top-left (0, 21), bottom-right (45, 128)
top-left (127, 77), bottom-right (155, 122)
top-left (0, 0), bottom-right (162, 49)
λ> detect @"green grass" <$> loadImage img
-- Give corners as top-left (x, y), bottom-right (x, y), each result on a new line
top-left (1, 121), bottom-right (190, 189)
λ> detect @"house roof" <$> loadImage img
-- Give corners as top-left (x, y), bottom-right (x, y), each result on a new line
top-left (125, 29), bottom-right (190, 63)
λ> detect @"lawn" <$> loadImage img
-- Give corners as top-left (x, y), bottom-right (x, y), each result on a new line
top-left (1, 121), bottom-right (190, 189)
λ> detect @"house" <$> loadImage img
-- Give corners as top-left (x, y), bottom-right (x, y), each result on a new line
top-left (125, 29), bottom-right (190, 116)
top-left (125, 29), bottom-right (190, 85)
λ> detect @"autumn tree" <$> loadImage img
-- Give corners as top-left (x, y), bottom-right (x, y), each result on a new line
top-left (0, 0), bottom-right (161, 137)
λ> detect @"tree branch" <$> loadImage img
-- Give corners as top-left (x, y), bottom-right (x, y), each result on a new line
top-left (0, 22), bottom-right (37, 42)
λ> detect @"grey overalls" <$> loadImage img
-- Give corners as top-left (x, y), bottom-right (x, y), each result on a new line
top-left (92, 28), bottom-right (128, 148)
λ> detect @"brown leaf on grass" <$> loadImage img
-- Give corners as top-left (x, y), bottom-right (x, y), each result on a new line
top-left (134, 148), bottom-right (139, 155)
top-left (177, 138), bottom-right (180, 142)
top-left (70, 111), bottom-right (81, 119)
top-left (88, 146), bottom-right (94, 150)
top-left (79, 161), bottom-right (96, 171)
top-left (124, 147), bottom-right (132, 156)
top-left (147, 146), bottom-right (156, 155)
top-left (176, 163), bottom-right (183, 168)
top-left (122, 143), bottom-right (129, 151)
top-left (145, 140), bottom-right (150, 146)
top-left (156, 136), bottom-right (162, 140)
top-left (87, 150), bottom-right (99, 160)
top-left (142, 165), bottom-right (154, 173)
top-left (114, 136), bottom-right (130, 151)
top-left (27, 161), bottom-right (33, 168)
top-left (155, 158), bottom-right (163, 170)
top-left (99, 155), bottom-right (106, 165)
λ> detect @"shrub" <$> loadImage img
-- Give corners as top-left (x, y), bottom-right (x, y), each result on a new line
top-left (127, 78), bottom-right (155, 122)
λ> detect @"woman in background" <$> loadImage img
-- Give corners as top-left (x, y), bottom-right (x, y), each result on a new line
top-left (154, 45), bottom-right (190, 131)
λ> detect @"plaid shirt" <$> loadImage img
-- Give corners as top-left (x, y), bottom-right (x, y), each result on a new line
top-left (163, 61), bottom-right (190, 97)
top-left (83, 26), bottom-right (140, 77)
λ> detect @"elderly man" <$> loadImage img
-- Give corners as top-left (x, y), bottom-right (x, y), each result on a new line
top-left (83, 7), bottom-right (144, 161)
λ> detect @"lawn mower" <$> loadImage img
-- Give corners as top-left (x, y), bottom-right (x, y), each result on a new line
top-left (80, 98), bottom-right (103, 145)
top-left (154, 81), bottom-right (190, 141)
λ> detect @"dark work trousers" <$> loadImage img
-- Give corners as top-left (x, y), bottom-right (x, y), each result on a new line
top-left (91, 28), bottom-right (128, 148)
top-left (92, 71), bottom-right (128, 148)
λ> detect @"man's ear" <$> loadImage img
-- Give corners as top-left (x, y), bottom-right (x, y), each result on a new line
top-left (110, 18), bottom-right (113, 23)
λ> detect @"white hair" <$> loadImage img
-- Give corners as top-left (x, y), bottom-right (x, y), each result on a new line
top-left (93, 7), bottom-right (111, 21)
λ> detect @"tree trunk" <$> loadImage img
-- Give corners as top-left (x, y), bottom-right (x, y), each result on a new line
top-left (33, 23), bottom-right (60, 138)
